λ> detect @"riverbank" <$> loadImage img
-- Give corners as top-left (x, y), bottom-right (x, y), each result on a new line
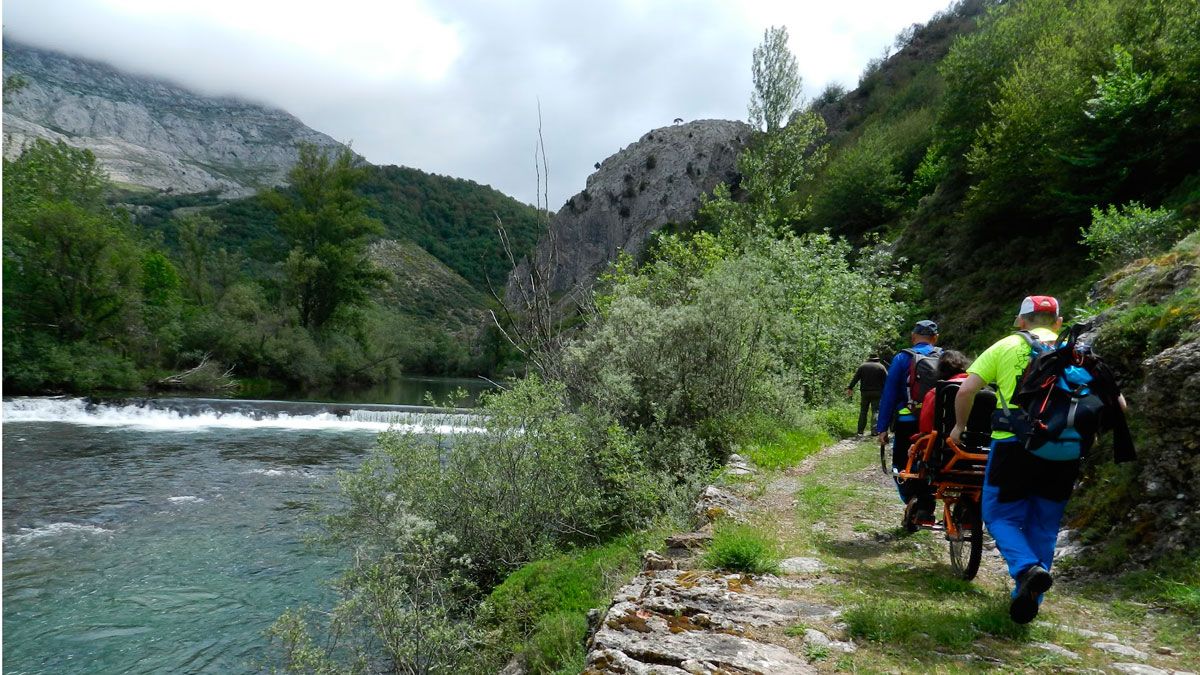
top-left (578, 437), bottom-right (1200, 674)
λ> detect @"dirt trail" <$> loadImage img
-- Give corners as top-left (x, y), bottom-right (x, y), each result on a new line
top-left (585, 437), bottom-right (1198, 674)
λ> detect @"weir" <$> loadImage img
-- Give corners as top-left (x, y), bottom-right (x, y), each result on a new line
top-left (2, 396), bottom-right (484, 434)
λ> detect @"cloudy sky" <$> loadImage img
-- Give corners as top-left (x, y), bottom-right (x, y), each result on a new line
top-left (4, 0), bottom-right (953, 207)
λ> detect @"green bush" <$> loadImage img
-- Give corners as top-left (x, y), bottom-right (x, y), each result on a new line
top-left (572, 231), bottom-right (913, 461)
top-left (1082, 202), bottom-right (1194, 265)
top-left (479, 533), bottom-right (652, 674)
top-left (335, 377), bottom-right (688, 585)
top-left (702, 523), bottom-right (781, 574)
top-left (267, 514), bottom-right (480, 674)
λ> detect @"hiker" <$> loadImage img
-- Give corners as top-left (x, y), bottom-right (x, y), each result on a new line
top-left (846, 355), bottom-right (888, 435)
top-left (950, 296), bottom-right (1134, 624)
top-left (876, 319), bottom-right (943, 522)
top-left (918, 350), bottom-right (972, 435)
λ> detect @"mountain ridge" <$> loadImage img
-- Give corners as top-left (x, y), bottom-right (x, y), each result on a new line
top-left (2, 40), bottom-right (347, 196)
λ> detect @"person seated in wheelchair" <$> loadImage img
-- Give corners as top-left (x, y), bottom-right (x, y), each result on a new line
top-left (918, 350), bottom-right (972, 436)
top-left (912, 351), bottom-right (996, 480)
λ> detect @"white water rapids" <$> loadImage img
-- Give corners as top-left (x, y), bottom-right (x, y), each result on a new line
top-left (2, 396), bottom-right (485, 434)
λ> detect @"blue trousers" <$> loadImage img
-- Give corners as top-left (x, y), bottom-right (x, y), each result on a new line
top-left (981, 440), bottom-right (1068, 596)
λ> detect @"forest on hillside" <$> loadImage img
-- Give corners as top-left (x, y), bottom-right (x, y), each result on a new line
top-left (2, 138), bottom-right (542, 395)
top-left (797, 0), bottom-right (1199, 348)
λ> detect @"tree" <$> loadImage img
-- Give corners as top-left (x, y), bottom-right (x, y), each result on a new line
top-left (748, 26), bottom-right (803, 133)
top-left (264, 144), bottom-right (385, 330)
top-left (3, 140), bottom-right (141, 343)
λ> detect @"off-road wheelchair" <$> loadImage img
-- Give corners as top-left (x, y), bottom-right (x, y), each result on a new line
top-left (895, 380), bottom-right (997, 580)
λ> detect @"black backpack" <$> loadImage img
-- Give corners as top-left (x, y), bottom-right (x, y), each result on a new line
top-left (994, 324), bottom-right (1106, 461)
top-left (903, 346), bottom-right (943, 409)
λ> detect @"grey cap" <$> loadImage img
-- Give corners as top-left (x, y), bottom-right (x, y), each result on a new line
top-left (913, 319), bottom-right (939, 336)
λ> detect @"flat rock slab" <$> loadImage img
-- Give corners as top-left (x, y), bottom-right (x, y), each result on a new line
top-left (802, 628), bottom-right (856, 654)
top-left (585, 570), bottom-right (823, 674)
top-left (665, 531), bottom-right (713, 551)
top-left (1094, 642), bottom-right (1150, 660)
top-left (694, 486), bottom-right (746, 525)
top-left (1032, 641), bottom-right (1080, 660)
top-left (1042, 623), bottom-right (1121, 642)
top-left (1108, 664), bottom-right (1171, 675)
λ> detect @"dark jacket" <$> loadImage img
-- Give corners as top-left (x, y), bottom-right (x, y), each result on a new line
top-left (848, 358), bottom-right (888, 397)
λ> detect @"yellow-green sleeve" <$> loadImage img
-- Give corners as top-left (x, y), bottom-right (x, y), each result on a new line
top-left (967, 340), bottom-right (1003, 384)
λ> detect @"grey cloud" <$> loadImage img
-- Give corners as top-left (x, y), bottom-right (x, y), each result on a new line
top-left (3, 0), bottom-right (950, 207)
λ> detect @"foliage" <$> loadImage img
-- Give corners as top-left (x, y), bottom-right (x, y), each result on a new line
top-left (808, 125), bottom-right (904, 235)
top-left (719, 111), bottom-right (827, 237)
top-left (264, 144), bottom-right (386, 329)
top-left (574, 229), bottom-right (913, 460)
top-left (748, 26), bottom-right (803, 133)
top-left (740, 402), bottom-right (857, 470)
top-left (1082, 202), bottom-right (1194, 265)
top-left (267, 514), bottom-right (480, 674)
top-left (701, 523), bottom-right (781, 574)
top-left (360, 165), bottom-right (541, 291)
top-left (1092, 286), bottom-right (1200, 378)
top-left (478, 533), bottom-right (652, 673)
top-left (2, 140), bottom-right (149, 391)
top-left (336, 377), bottom-right (688, 585)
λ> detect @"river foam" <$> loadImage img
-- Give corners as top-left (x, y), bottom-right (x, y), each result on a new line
top-left (4, 522), bottom-right (113, 544)
top-left (3, 397), bottom-right (484, 434)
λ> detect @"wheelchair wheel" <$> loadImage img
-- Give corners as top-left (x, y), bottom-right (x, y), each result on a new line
top-left (948, 499), bottom-right (983, 581)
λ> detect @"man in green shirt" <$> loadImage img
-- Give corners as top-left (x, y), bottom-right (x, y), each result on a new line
top-left (949, 296), bottom-right (1069, 624)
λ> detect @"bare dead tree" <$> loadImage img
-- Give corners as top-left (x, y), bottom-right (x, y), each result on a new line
top-left (485, 100), bottom-right (586, 381)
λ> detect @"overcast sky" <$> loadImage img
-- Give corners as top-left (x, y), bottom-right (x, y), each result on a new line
top-left (4, 0), bottom-right (953, 207)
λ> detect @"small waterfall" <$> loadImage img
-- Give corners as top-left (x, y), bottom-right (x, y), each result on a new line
top-left (2, 397), bottom-right (484, 434)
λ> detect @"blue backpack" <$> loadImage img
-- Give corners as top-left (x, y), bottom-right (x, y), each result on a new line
top-left (994, 326), bottom-right (1105, 461)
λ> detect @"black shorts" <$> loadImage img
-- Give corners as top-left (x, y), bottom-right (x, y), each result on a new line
top-left (987, 439), bottom-right (1081, 502)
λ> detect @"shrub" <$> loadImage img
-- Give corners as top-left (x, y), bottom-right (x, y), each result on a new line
top-left (807, 124), bottom-right (905, 236)
top-left (575, 232), bottom-right (911, 462)
top-left (478, 533), bottom-right (652, 673)
top-left (337, 377), bottom-right (684, 584)
top-left (267, 514), bottom-right (481, 674)
top-left (1082, 202), bottom-right (1194, 265)
top-left (702, 523), bottom-right (781, 574)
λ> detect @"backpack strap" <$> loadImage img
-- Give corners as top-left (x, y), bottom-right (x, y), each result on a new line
top-left (1015, 330), bottom-right (1049, 355)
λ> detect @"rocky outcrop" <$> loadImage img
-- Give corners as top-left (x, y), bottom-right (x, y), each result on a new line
top-left (1131, 338), bottom-right (1200, 557)
top-left (584, 570), bottom-right (825, 675)
top-left (508, 119), bottom-right (753, 302)
top-left (2, 42), bottom-right (347, 195)
top-left (1075, 243), bottom-right (1200, 564)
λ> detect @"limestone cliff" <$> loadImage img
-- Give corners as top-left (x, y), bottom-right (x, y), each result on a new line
top-left (509, 119), bottom-right (754, 302)
top-left (2, 41), bottom-right (347, 196)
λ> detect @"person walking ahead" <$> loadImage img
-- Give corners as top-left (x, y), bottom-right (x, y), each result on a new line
top-left (876, 320), bottom-right (942, 521)
top-left (950, 296), bottom-right (1133, 624)
top-left (846, 355), bottom-right (888, 435)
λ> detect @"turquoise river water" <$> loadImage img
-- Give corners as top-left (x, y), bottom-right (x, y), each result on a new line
top-left (2, 388), bottom-right (487, 674)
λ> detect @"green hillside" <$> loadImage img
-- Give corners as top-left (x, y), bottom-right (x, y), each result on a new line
top-left (798, 0), bottom-right (1200, 350)
top-left (4, 143), bottom-right (539, 394)
top-left (119, 164), bottom-right (542, 295)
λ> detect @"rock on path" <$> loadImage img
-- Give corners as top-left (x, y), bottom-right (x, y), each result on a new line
top-left (584, 569), bottom-right (831, 674)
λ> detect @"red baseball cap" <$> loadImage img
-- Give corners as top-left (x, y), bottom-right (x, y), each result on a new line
top-left (1017, 295), bottom-right (1059, 316)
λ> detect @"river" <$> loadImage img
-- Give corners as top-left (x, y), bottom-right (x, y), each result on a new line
top-left (2, 382), bottom-right (490, 674)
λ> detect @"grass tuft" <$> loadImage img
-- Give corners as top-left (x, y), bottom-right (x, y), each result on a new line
top-left (702, 523), bottom-right (781, 574)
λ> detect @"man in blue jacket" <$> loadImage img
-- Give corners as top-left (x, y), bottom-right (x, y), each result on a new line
top-left (876, 320), bottom-right (942, 523)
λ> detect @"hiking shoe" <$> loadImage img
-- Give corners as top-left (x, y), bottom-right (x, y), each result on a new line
top-left (1010, 565), bottom-right (1053, 624)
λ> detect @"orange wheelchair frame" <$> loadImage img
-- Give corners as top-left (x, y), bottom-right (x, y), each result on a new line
top-left (893, 383), bottom-right (996, 580)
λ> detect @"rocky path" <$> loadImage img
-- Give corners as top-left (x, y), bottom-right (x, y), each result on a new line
top-left (582, 439), bottom-right (1199, 674)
